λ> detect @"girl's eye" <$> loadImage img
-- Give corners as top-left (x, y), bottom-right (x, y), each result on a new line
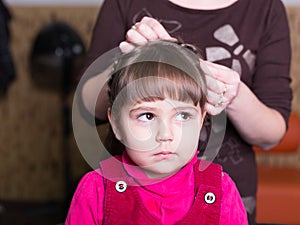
top-left (138, 113), bottom-right (155, 121)
top-left (176, 112), bottom-right (192, 121)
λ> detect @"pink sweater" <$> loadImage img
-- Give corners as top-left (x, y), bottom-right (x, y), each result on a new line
top-left (66, 154), bottom-right (247, 225)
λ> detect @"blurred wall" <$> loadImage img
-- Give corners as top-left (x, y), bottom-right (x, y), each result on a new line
top-left (0, 6), bottom-right (99, 202)
top-left (0, 5), bottom-right (299, 202)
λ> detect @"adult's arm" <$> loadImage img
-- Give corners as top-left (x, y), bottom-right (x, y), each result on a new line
top-left (80, 0), bottom-right (131, 122)
top-left (226, 0), bottom-right (292, 149)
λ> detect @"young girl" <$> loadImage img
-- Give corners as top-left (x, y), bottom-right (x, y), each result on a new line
top-left (82, 1), bottom-right (292, 223)
top-left (66, 41), bottom-right (247, 224)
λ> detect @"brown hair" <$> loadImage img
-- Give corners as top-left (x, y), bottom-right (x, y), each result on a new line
top-left (108, 41), bottom-right (207, 113)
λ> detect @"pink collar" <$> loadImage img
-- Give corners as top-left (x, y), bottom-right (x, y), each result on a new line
top-left (121, 152), bottom-right (198, 196)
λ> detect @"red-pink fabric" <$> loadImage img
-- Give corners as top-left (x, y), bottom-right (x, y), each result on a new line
top-left (65, 154), bottom-right (247, 225)
top-left (102, 155), bottom-right (222, 224)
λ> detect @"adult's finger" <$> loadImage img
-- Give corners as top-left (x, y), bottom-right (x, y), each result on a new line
top-left (206, 89), bottom-right (229, 107)
top-left (201, 60), bottom-right (240, 84)
top-left (126, 29), bottom-right (149, 46)
top-left (133, 22), bottom-right (159, 41)
top-left (140, 17), bottom-right (177, 41)
top-left (205, 75), bottom-right (227, 94)
top-left (119, 41), bottom-right (136, 53)
top-left (205, 102), bottom-right (226, 116)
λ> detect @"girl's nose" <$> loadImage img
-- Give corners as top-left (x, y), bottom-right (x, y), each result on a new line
top-left (155, 119), bottom-right (174, 142)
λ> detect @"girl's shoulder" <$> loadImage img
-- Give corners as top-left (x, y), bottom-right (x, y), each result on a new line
top-left (73, 170), bottom-right (104, 199)
top-left (220, 172), bottom-right (248, 224)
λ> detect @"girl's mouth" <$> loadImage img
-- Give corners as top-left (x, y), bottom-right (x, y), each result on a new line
top-left (154, 151), bottom-right (174, 159)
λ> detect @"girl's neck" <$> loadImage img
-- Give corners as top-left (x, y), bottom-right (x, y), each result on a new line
top-left (168, 0), bottom-right (238, 10)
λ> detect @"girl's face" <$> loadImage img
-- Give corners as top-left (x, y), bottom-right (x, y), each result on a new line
top-left (109, 98), bottom-right (205, 178)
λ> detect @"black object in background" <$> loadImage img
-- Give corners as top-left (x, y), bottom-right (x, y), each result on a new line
top-left (30, 20), bottom-right (86, 93)
top-left (0, 0), bottom-right (16, 96)
top-left (29, 20), bottom-right (86, 221)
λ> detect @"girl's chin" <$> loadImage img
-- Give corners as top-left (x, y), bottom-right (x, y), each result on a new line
top-left (143, 166), bottom-right (181, 179)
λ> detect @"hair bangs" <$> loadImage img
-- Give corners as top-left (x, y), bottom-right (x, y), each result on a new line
top-left (115, 62), bottom-right (205, 109)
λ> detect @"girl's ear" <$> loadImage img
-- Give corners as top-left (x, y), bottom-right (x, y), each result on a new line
top-left (107, 108), bottom-right (122, 141)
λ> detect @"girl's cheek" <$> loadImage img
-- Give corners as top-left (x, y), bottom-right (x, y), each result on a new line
top-left (131, 125), bottom-right (153, 141)
top-left (121, 122), bottom-right (159, 151)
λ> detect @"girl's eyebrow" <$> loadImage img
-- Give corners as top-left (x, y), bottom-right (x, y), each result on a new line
top-left (130, 105), bottom-right (199, 113)
top-left (129, 106), bottom-right (157, 113)
top-left (173, 106), bottom-right (200, 112)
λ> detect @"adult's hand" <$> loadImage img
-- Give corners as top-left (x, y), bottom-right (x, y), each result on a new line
top-left (119, 17), bottom-right (176, 53)
top-left (201, 60), bottom-right (240, 115)
top-left (201, 59), bottom-right (285, 149)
